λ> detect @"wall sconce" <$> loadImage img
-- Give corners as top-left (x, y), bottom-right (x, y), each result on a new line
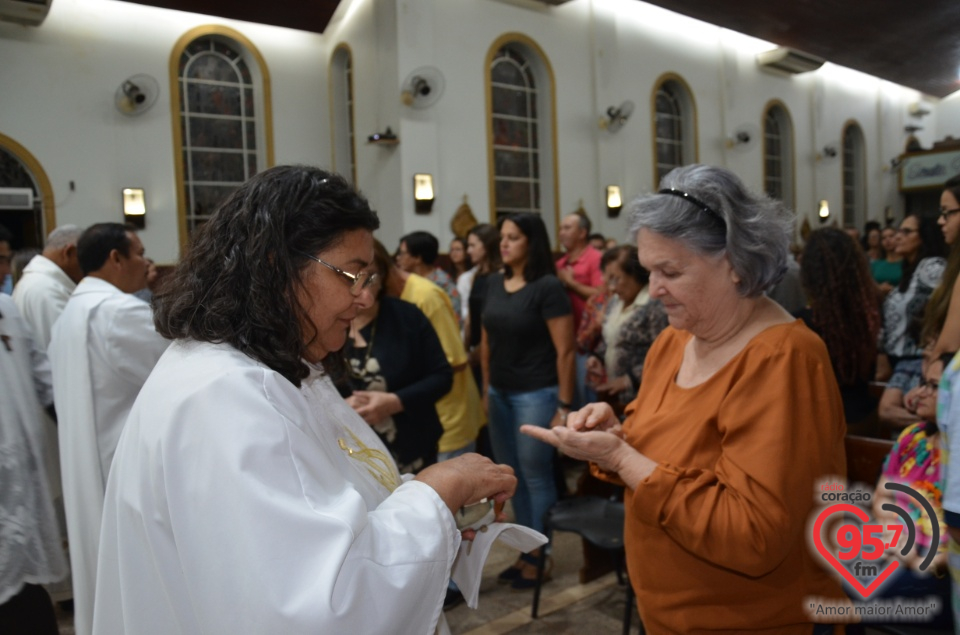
top-left (817, 199), bottom-right (830, 224)
top-left (122, 188), bottom-right (146, 228)
top-left (606, 185), bottom-right (623, 218)
top-left (367, 127), bottom-right (399, 145)
top-left (414, 174), bottom-right (434, 214)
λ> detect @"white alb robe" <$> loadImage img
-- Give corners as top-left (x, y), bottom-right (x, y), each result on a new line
top-left (94, 340), bottom-right (460, 635)
top-left (0, 295), bottom-right (68, 605)
top-left (12, 254), bottom-right (76, 500)
top-left (12, 254), bottom-right (76, 350)
top-left (48, 277), bottom-right (169, 635)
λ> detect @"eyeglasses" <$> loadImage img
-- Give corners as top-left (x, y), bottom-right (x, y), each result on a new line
top-left (297, 252), bottom-right (378, 295)
top-left (917, 377), bottom-right (941, 392)
top-left (896, 228), bottom-right (918, 236)
top-left (940, 208), bottom-right (960, 222)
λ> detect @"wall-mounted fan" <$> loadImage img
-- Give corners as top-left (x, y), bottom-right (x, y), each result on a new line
top-left (115, 74), bottom-right (160, 116)
top-left (599, 100), bottom-right (634, 133)
top-left (724, 123), bottom-right (760, 151)
top-left (400, 66), bottom-right (445, 109)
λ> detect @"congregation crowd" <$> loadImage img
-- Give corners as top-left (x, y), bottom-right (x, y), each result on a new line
top-left (3, 164), bottom-right (960, 634)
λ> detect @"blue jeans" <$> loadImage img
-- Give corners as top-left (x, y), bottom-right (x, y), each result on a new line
top-left (437, 441), bottom-right (476, 463)
top-left (575, 351), bottom-right (597, 409)
top-left (487, 385), bottom-right (558, 534)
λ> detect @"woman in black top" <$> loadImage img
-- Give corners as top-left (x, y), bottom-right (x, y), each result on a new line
top-left (338, 250), bottom-right (453, 474)
top-left (481, 213), bottom-right (575, 588)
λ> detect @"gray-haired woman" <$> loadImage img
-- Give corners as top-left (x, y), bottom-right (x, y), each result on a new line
top-left (524, 165), bottom-right (847, 633)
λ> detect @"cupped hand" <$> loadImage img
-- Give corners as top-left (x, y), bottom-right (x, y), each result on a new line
top-left (351, 390), bottom-right (401, 426)
top-left (414, 453), bottom-right (517, 515)
top-left (520, 424), bottom-right (626, 472)
top-left (565, 402), bottom-right (621, 434)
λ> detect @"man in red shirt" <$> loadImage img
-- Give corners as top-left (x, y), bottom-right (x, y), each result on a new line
top-left (556, 211), bottom-right (603, 332)
top-left (556, 211), bottom-right (604, 408)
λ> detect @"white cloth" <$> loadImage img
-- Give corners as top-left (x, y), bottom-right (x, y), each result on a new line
top-left (48, 277), bottom-right (169, 635)
top-left (94, 340), bottom-right (465, 634)
top-left (12, 254), bottom-right (75, 502)
top-left (12, 254), bottom-right (76, 351)
top-left (456, 266), bottom-right (477, 323)
top-left (0, 295), bottom-right (68, 605)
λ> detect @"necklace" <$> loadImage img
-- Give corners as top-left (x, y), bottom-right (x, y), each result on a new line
top-left (346, 316), bottom-right (378, 380)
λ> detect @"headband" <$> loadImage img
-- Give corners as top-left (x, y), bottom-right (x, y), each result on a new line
top-left (658, 188), bottom-right (725, 227)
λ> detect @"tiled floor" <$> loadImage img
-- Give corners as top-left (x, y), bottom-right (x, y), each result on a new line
top-left (445, 529), bottom-right (640, 635)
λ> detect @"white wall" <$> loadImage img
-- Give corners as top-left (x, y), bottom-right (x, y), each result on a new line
top-left (2, 0), bottom-right (958, 260)
top-left (0, 0), bottom-right (327, 263)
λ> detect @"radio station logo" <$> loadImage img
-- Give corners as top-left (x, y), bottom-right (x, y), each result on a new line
top-left (811, 480), bottom-right (940, 599)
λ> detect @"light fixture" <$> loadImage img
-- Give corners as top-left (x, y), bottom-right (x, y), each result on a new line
top-left (414, 174), bottom-right (434, 214)
top-left (367, 127), bottom-right (398, 145)
top-left (123, 188), bottom-right (146, 228)
top-left (606, 185), bottom-right (622, 218)
top-left (818, 199), bottom-right (830, 223)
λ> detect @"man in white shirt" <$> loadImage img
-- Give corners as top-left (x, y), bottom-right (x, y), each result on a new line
top-left (48, 223), bottom-right (169, 635)
top-left (12, 224), bottom-right (84, 350)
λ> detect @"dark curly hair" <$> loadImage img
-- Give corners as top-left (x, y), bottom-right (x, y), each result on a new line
top-left (800, 228), bottom-right (880, 386)
top-left (154, 165), bottom-right (380, 387)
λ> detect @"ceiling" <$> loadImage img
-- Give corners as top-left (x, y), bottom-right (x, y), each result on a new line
top-left (117, 0), bottom-right (960, 99)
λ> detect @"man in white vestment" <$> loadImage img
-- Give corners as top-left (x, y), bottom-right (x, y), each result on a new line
top-left (48, 223), bottom-right (169, 635)
top-left (0, 232), bottom-right (68, 634)
top-left (12, 224), bottom-right (84, 349)
top-left (11, 225), bottom-right (84, 604)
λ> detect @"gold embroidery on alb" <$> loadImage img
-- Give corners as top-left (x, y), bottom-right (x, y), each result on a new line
top-left (338, 429), bottom-right (399, 492)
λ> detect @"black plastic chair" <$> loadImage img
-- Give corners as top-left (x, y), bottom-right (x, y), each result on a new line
top-left (531, 496), bottom-right (642, 634)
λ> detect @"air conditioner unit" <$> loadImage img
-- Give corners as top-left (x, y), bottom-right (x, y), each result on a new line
top-left (0, 0), bottom-right (52, 26)
top-left (0, 188), bottom-right (34, 210)
top-left (756, 47), bottom-right (825, 75)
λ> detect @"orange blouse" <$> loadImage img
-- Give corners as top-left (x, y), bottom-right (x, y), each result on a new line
top-left (607, 321), bottom-right (847, 634)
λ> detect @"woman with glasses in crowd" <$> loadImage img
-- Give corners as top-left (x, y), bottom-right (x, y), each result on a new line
top-left (93, 166), bottom-right (516, 634)
top-left (924, 174), bottom-right (960, 362)
top-left (879, 213), bottom-right (947, 379)
top-left (856, 352), bottom-right (954, 632)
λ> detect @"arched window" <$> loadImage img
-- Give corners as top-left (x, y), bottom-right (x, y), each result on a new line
top-left (171, 27), bottom-right (273, 244)
top-left (0, 133), bottom-right (56, 247)
top-left (330, 44), bottom-right (356, 185)
top-left (652, 75), bottom-right (696, 186)
top-left (763, 102), bottom-right (794, 208)
top-left (842, 122), bottom-right (866, 228)
top-left (486, 35), bottom-right (557, 233)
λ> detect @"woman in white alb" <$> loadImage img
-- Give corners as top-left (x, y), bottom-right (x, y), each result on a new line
top-left (93, 166), bottom-right (517, 635)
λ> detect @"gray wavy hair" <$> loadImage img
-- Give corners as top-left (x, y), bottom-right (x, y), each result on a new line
top-left (626, 164), bottom-right (791, 297)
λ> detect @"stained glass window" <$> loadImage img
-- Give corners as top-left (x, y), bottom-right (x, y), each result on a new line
top-left (178, 36), bottom-right (259, 234)
top-left (490, 46), bottom-right (540, 221)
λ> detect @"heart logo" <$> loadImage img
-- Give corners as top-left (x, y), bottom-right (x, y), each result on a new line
top-left (813, 503), bottom-right (900, 598)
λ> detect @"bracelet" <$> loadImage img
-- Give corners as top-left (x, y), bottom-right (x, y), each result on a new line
top-left (556, 408), bottom-right (569, 422)
top-left (557, 400), bottom-right (572, 410)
